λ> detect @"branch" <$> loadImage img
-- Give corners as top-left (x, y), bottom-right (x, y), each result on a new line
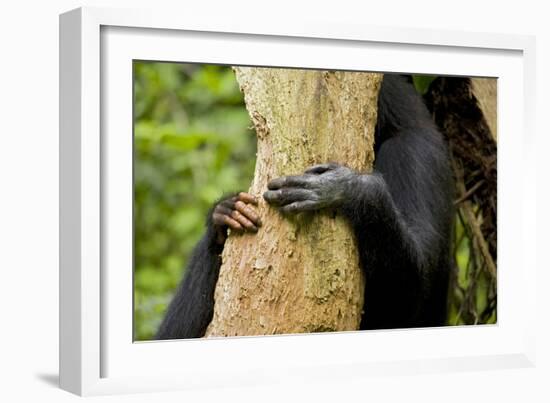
top-left (452, 159), bottom-right (497, 282)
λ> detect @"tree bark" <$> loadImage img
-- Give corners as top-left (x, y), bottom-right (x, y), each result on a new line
top-left (470, 78), bottom-right (497, 141)
top-left (205, 68), bottom-right (382, 337)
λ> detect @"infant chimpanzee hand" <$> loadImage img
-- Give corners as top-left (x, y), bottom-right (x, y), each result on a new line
top-left (212, 192), bottom-right (262, 245)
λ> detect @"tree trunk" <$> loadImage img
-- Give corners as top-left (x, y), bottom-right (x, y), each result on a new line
top-left (470, 78), bottom-right (497, 141)
top-left (205, 68), bottom-right (382, 337)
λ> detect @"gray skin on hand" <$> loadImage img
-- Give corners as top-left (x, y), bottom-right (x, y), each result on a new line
top-left (263, 163), bottom-right (358, 214)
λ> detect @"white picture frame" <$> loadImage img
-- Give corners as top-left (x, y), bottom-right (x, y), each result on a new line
top-left (59, 6), bottom-right (537, 396)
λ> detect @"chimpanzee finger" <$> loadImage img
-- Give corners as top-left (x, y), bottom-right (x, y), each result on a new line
top-left (217, 198), bottom-right (236, 212)
top-left (280, 200), bottom-right (320, 214)
top-left (214, 205), bottom-right (233, 217)
top-left (213, 212), bottom-right (243, 232)
top-left (263, 188), bottom-right (316, 206)
top-left (235, 200), bottom-right (262, 227)
top-left (267, 175), bottom-right (316, 190)
top-left (237, 192), bottom-right (258, 205)
top-left (230, 209), bottom-right (258, 232)
top-left (304, 162), bottom-right (340, 175)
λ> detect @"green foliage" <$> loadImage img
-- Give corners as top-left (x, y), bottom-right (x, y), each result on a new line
top-left (412, 75), bottom-right (437, 95)
top-left (133, 62), bottom-right (256, 340)
top-left (447, 212), bottom-right (497, 326)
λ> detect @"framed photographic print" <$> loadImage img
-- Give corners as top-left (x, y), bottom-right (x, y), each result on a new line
top-left (60, 6), bottom-right (536, 396)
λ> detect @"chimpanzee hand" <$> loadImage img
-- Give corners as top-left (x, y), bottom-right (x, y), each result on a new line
top-left (263, 162), bottom-right (357, 214)
top-left (212, 192), bottom-right (262, 245)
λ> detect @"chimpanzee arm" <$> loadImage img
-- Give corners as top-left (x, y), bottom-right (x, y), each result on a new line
top-left (155, 215), bottom-right (224, 340)
top-left (156, 193), bottom-right (261, 340)
top-left (342, 129), bottom-right (454, 328)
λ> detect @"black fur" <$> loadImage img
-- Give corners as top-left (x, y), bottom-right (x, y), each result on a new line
top-left (156, 74), bottom-right (454, 339)
top-left (347, 75), bottom-right (454, 328)
top-left (155, 211), bottom-right (223, 339)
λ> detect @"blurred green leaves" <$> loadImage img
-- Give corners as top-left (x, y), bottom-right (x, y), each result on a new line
top-left (412, 75), bottom-right (437, 95)
top-left (133, 62), bottom-right (256, 340)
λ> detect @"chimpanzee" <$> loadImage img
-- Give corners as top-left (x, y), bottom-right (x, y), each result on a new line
top-left (156, 74), bottom-right (454, 340)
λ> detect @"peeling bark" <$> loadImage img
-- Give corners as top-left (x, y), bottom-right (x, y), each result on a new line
top-left (471, 78), bottom-right (497, 140)
top-left (206, 68), bottom-right (382, 337)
